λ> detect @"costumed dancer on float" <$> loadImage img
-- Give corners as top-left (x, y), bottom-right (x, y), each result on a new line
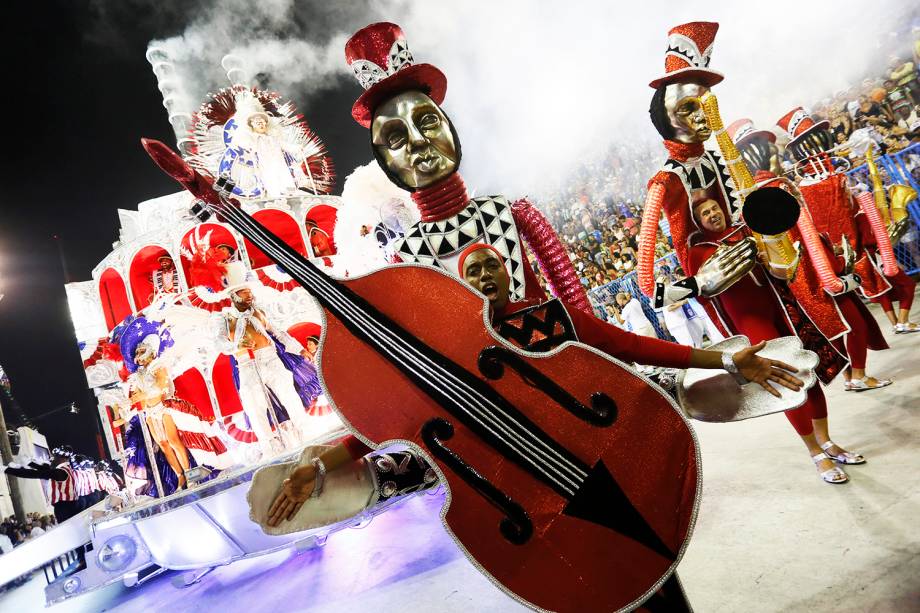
top-left (774, 109), bottom-right (892, 391)
top-left (211, 263), bottom-right (323, 456)
top-left (3, 446), bottom-right (82, 522)
top-left (151, 254), bottom-right (178, 300)
top-left (120, 316), bottom-right (231, 492)
top-left (344, 22), bottom-right (591, 312)
top-left (637, 22), bottom-right (863, 483)
top-left (224, 94), bottom-right (313, 198)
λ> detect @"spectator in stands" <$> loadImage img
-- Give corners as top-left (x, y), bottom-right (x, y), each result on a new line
top-left (615, 292), bottom-right (657, 338)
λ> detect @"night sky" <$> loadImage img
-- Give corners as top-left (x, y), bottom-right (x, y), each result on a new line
top-left (0, 2), bottom-right (371, 456)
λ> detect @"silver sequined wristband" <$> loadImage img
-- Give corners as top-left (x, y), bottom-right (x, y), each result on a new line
top-left (721, 351), bottom-right (749, 386)
top-left (310, 457), bottom-right (326, 498)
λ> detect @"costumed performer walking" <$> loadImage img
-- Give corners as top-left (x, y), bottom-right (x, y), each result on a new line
top-left (774, 109), bottom-right (892, 391)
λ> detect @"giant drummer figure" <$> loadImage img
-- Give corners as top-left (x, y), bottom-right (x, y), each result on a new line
top-left (344, 21), bottom-right (591, 313)
top-left (637, 21), bottom-right (867, 484)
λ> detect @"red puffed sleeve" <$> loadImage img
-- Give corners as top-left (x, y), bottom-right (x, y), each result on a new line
top-left (563, 303), bottom-right (693, 369)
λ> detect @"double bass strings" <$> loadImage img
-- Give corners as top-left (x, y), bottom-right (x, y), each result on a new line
top-left (217, 201), bottom-right (586, 493)
top-left (213, 199), bottom-right (590, 495)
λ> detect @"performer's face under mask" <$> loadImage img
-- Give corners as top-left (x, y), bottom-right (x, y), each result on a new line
top-left (693, 198), bottom-right (726, 234)
top-left (371, 90), bottom-right (459, 189)
top-left (665, 83), bottom-right (711, 144)
top-left (462, 248), bottom-right (511, 310)
top-left (134, 345), bottom-right (155, 367)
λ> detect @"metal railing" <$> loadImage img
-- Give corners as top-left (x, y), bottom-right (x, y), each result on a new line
top-left (847, 142), bottom-right (920, 275)
top-left (587, 253), bottom-right (679, 340)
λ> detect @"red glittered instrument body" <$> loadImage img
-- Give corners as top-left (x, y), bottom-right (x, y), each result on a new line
top-left (142, 137), bottom-right (700, 613)
top-left (324, 266), bottom-right (700, 613)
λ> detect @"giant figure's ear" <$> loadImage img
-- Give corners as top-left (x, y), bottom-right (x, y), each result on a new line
top-left (649, 86), bottom-right (676, 141)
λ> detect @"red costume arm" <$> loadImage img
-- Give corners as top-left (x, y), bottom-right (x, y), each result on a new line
top-left (795, 210), bottom-right (845, 294)
top-left (637, 182), bottom-right (667, 297)
top-left (563, 302), bottom-right (693, 369)
top-left (855, 213), bottom-right (877, 250)
top-left (511, 198), bottom-right (591, 313)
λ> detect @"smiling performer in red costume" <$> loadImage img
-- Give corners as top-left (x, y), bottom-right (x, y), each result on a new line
top-left (344, 22), bottom-right (590, 313)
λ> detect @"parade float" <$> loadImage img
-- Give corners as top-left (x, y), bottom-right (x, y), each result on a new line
top-left (0, 52), bottom-right (424, 605)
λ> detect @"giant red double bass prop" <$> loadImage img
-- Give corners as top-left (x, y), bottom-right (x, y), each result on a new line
top-left (142, 138), bottom-right (700, 613)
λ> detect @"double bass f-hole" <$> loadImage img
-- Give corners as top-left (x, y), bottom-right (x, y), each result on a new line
top-left (421, 418), bottom-right (533, 545)
top-left (477, 346), bottom-right (617, 427)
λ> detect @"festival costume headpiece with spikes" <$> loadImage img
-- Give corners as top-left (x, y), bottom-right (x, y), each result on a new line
top-left (775, 107), bottom-right (829, 149)
top-left (648, 21), bottom-right (724, 89)
top-left (345, 22), bottom-right (448, 128)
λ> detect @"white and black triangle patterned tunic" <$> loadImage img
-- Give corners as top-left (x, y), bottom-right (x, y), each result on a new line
top-left (394, 196), bottom-right (528, 301)
top-left (661, 149), bottom-right (743, 224)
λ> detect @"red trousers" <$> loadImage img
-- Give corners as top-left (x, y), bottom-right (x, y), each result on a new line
top-left (835, 294), bottom-right (870, 370)
top-left (875, 269), bottom-right (916, 312)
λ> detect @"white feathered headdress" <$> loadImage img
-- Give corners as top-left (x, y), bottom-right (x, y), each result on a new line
top-left (336, 162), bottom-right (418, 276)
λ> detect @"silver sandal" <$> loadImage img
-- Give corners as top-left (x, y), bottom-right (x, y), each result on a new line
top-left (813, 452), bottom-right (848, 484)
top-left (821, 441), bottom-right (866, 465)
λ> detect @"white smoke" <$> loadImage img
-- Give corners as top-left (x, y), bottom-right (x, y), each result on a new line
top-left (148, 0), bottom-right (918, 198)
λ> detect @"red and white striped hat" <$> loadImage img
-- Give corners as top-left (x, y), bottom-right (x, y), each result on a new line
top-left (649, 22), bottom-right (724, 89)
top-left (345, 22), bottom-right (447, 128)
top-left (727, 118), bottom-right (776, 148)
top-left (776, 107), bottom-right (829, 148)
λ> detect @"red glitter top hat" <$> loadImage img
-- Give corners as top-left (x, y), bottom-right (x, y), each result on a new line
top-left (345, 22), bottom-right (447, 128)
top-left (775, 107), bottom-right (830, 148)
top-left (649, 21), bottom-right (724, 89)
top-left (727, 118), bottom-right (776, 148)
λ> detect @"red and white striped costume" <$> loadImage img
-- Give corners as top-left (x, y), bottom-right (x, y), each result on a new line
top-left (97, 471), bottom-right (122, 495)
top-left (49, 464), bottom-right (78, 504)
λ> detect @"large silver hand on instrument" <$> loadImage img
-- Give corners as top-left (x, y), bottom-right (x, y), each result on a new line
top-left (695, 236), bottom-right (758, 296)
top-left (654, 236), bottom-right (757, 307)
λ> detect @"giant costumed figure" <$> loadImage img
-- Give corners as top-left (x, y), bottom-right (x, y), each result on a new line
top-left (733, 114), bottom-right (891, 391)
top-left (344, 22), bottom-right (591, 313)
top-left (637, 22), bottom-right (865, 483)
top-left (777, 107), bottom-right (918, 343)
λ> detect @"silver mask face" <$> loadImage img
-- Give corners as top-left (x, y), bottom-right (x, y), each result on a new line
top-left (371, 90), bottom-right (459, 189)
top-left (664, 82), bottom-right (712, 144)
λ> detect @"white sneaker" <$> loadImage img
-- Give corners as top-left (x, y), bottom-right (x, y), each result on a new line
top-left (895, 322), bottom-right (920, 334)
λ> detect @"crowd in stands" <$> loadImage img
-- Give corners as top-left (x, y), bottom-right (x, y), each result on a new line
top-left (528, 36), bottom-right (920, 340)
top-left (812, 54), bottom-right (920, 166)
top-left (0, 512), bottom-right (56, 553)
